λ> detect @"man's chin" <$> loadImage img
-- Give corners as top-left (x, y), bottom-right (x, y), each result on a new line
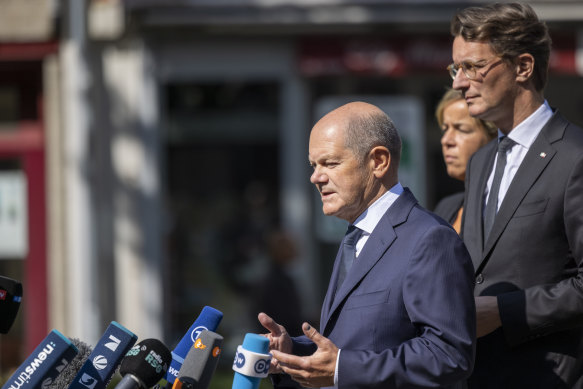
top-left (322, 205), bottom-right (340, 217)
top-left (468, 105), bottom-right (489, 120)
top-left (322, 208), bottom-right (336, 216)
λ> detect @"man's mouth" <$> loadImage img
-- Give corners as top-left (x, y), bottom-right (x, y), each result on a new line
top-left (465, 94), bottom-right (478, 104)
top-left (444, 154), bottom-right (457, 163)
top-left (320, 190), bottom-right (334, 199)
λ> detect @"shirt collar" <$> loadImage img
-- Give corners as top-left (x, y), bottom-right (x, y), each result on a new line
top-left (502, 100), bottom-right (553, 148)
top-left (352, 182), bottom-right (404, 235)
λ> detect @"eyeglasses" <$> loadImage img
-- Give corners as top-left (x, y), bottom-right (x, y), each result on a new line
top-left (447, 57), bottom-right (503, 80)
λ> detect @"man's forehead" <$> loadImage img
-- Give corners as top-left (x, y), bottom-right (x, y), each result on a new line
top-left (452, 37), bottom-right (496, 61)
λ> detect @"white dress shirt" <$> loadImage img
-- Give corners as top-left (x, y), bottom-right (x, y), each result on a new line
top-left (484, 101), bottom-right (553, 213)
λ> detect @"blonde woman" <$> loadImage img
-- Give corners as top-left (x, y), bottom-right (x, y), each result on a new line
top-left (434, 88), bottom-right (496, 233)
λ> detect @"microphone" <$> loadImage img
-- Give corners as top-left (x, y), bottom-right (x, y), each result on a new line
top-left (171, 330), bottom-right (223, 389)
top-left (47, 338), bottom-right (93, 389)
top-left (0, 275), bottom-right (23, 334)
top-left (231, 334), bottom-right (271, 389)
top-left (68, 321), bottom-right (138, 389)
top-left (162, 306), bottom-right (223, 387)
top-left (1, 329), bottom-right (79, 389)
top-left (115, 339), bottom-right (172, 389)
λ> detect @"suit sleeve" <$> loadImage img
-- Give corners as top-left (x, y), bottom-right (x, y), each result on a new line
top-left (338, 225), bottom-right (476, 388)
top-left (498, 153), bottom-right (583, 346)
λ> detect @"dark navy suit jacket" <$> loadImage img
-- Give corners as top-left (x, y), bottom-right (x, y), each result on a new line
top-left (286, 188), bottom-right (476, 388)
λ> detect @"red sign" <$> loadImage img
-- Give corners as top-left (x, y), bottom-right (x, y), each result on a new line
top-left (299, 34), bottom-right (577, 76)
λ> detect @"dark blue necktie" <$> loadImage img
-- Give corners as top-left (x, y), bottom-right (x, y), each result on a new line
top-left (483, 136), bottom-right (515, 241)
top-left (337, 225), bottom-right (363, 289)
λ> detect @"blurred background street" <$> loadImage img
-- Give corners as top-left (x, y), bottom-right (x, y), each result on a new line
top-left (1, 0), bottom-right (583, 385)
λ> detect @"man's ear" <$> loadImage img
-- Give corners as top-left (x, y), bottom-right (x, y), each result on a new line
top-left (516, 53), bottom-right (535, 83)
top-left (369, 146), bottom-right (391, 178)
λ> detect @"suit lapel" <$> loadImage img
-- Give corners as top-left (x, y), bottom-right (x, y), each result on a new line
top-left (477, 144), bottom-right (497, 251)
top-left (321, 189), bottom-right (417, 334)
top-left (480, 112), bottom-right (567, 264)
top-left (320, 246), bottom-right (343, 330)
top-left (465, 140), bottom-right (496, 271)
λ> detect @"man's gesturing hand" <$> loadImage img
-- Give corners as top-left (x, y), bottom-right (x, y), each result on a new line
top-left (270, 322), bottom-right (338, 388)
top-left (258, 312), bottom-right (293, 373)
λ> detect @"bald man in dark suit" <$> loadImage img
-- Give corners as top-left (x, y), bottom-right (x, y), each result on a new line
top-left (258, 101), bottom-right (476, 389)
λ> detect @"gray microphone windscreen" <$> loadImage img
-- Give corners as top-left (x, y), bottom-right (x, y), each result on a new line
top-left (48, 338), bottom-right (93, 389)
top-left (175, 330), bottom-right (223, 389)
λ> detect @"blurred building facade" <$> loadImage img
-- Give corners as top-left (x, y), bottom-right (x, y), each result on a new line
top-left (1, 0), bottom-right (583, 369)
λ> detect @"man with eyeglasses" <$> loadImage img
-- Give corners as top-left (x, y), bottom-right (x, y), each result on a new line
top-left (449, 3), bottom-right (583, 388)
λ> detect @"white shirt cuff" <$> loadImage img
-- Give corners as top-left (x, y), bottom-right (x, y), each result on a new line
top-left (334, 348), bottom-right (341, 385)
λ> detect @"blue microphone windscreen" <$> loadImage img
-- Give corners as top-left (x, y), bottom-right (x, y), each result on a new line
top-left (173, 307), bottom-right (223, 357)
top-left (242, 334), bottom-right (269, 354)
top-left (164, 306), bottom-right (223, 384)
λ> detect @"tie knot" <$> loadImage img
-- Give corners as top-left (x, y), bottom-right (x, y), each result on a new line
top-left (498, 136), bottom-right (515, 153)
top-left (344, 225), bottom-right (363, 246)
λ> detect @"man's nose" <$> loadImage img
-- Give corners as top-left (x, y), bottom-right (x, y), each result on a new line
top-left (310, 167), bottom-right (326, 184)
top-left (452, 70), bottom-right (470, 90)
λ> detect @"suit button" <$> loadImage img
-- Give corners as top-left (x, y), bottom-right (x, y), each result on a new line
top-left (476, 274), bottom-right (484, 284)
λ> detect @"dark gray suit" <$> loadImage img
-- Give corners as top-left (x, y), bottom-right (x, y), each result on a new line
top-left (434, 192), bottom-right (464, 226)
top-left (462, 111), bottom-right (583, 388)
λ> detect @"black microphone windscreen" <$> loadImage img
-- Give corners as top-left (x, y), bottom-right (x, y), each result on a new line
top-left (121, 338), bottom-right (172, 387)
top-left (47, 338), bottom-right (93, 389)
top-left (0, 275), bottom-right (23, 334)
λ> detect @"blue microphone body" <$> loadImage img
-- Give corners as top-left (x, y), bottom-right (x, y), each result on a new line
top-left (163, 306), bottom-right (223, 386)
top-left (231, 334), bottom-right (271, 389)
top-left (2, 329), bottom-right (78, 389)
top-left (68, 321), bottom-right (138, 389)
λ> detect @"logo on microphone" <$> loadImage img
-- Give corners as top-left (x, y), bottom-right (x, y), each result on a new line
top-left (92, 355), bottom-right (108, 370)
top-left (234, 351), bottom-right (246, 368)
top-left (55, 358), bottom-right (70, 373)
top-left (146, 350), bottom-right (167, 374)
top-left (190, 326), bottom-right (208, 342)
top-left (0, 289), bottom-right (6, 300)
top-left (255, 359), bottom-right (270, 375)
top-left (105, 335), bottom-right (121, 351)
top-left (126, 344), bottom-right (140, 357)
top-left (194, 338), bottom-right (206, 350)
top-left (213, 346), bottom-right (221, 357)
top-left (78, 373), bottom-right (98, 389)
